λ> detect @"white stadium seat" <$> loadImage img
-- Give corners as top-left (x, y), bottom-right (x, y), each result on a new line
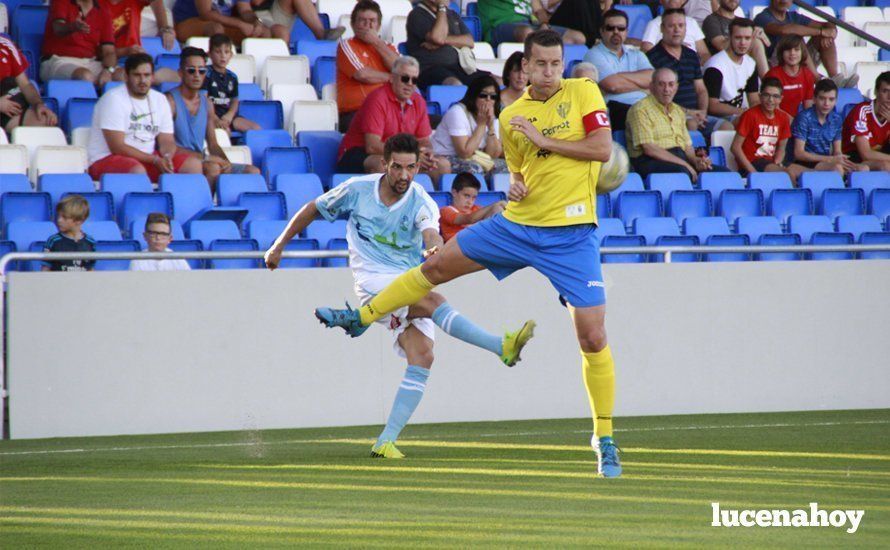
top-left (228, 54), bottom-right (257, 84)
top-left (320, 0), bottom-right (411, 41)
top-left (710, 130), bottom-right (738, 172)
top-left (289, 100), bottom-right (338, 134)
top-left (0, 145), bottom-right (28, 175)
top-left (318, 0), bottom-right (360, 31)
top-left (476, 58), bottom-right (506, 77)
top-left (473, 42), bottom-right (495, 60)
top-left (387, 15), bottom-right (408, 45)
top-left (214, 128), bottom-right (232, 148)
top-left (185, 36), bottom-right (210, 52)
top-left (32, 146), bottom-right (88, 183)
top-left (497, 42), bottom-right (524, 59)
top-left (260, 55), bottom-right (311, 93)
top-left (377, 0), bottom-right (413, 41)
top-left (835, 47), bottom-right (877, 74)
top-left (0, 3), bottom-right (8, 35)
top-left (322, 83), bottom-right (337, 102)
top-left (271, 84), bottom-right (324, 131)
top-left (70, 127), bottom-right (91, 149)
top-left (853, 62), bottom-right (890, 97)
top-left (843, 7), bottom-right (884, 31)
top-left (241, 38), bottom-right (290, 76)
top-left (862, 22), bottom-right (890, 53)
top-left (223, 146), bottom-right (252, 166)
top-left (11, 126), bottom-right (68, 169)
top-left (0, 127), bottom-right (7, 145)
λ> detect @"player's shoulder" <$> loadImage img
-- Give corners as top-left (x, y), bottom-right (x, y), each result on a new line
top-left (409, 182), bottom-right (438, 209)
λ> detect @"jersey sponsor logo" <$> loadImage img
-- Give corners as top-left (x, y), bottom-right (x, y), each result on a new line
top-left (541, 120), bottom-right (571, 136)
top-left (587, 280), bottom-right (604, 288)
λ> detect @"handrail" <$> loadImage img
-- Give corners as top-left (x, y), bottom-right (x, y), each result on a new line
top-left (793, 0), bottom-right (890, 51)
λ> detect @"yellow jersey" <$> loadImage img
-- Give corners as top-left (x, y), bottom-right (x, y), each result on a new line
top-left (498, 78), bottom-right (611, 227)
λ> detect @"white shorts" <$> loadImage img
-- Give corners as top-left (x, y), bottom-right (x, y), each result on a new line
top-left (256, 2), bottom-right (295, 28)
top-left (355, 272), bottom-right (435, 359)
top-left (39, 56), bottom-right (103, 81)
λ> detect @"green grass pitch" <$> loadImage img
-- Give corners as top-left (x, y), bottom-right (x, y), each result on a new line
top-left (1, 409), bottom-right (888, 547)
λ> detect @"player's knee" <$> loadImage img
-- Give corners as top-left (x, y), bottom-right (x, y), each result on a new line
top-left (579, 327), bottom-right (608, 353)
top-left (420, 253), bottom-right (447, 285)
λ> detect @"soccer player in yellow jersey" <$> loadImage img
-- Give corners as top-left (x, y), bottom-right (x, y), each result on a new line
top-left (316, 30), bottom-right (621, 477)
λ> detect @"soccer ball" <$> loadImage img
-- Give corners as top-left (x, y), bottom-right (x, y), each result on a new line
top-left (597, 143), bottom-right (630, 195)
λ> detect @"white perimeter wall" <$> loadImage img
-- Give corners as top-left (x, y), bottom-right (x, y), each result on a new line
top-left (7, 261), bottom-right (890, 439)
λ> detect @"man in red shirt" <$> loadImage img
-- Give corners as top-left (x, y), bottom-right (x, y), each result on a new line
top-left (336, 55), bottom-right (450, 181)
top-left (41, 0), bottom-right (120, 84)
top-left (842, 71), bottom-right (890, 172)
top-left (731, 76), bottom-right (793, 178)
top-left (1, 35), bottom-right (58, 134)
top-left (105, 0), bottom-right (180, 83)
top-left (439, 172), bottom-right (505, 242)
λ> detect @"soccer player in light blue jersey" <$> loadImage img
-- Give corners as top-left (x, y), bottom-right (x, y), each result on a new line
top-left (264, 133), bottom-right (535, 459)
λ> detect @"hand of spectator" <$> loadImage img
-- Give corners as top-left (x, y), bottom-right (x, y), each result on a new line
top-left (508, 181), bottom-right (528, 202)
top-left (694, 156), bottom-right (712, 172)
top-left (509, 116), bottom-right (547, 148)
top-left (354, 28), bottom-right (379, 45)
top-left (251, 21), bottom-right (269, 38)
top-left (156, 154), bottom-right (175, 174)
top-left (36, 103), bottom-right (58, 126)
top-left (877, 103), bottom-right (890, 122)
top-left (264, 245), bottom-right (282, 270)
top-left (685, 164), bottom-right (698, 181)
top-left (419, 41), bottom-right (439, 50)
top-left (422, 245), bottom-right (439, 259)
top-left (822, 25), bottom-right (837, 39)
top-left (491, 200), bottom-right (507, 214)
top-left (239, 20), bottom-right (257, 37)
top-left (0, 96), bottom-right (23, 117)
top-left (72, 18), bottom-right (91, 34)
top-left (216, 115), bottom-right (232, 130)
top-left (476, 103), bottom-right (492, 126)
top-left (160, 28), bottom-right (176, 51)
top-left (97, 68), bottom-right (113, 87)
top-left (420, 149), bottom-right (439, 171)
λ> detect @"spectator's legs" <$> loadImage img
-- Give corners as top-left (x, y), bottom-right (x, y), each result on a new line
top-left (203, 160), bottom-right (222, 193)
top-left (813, 37), bottom-right (839, 77)
top-left (232, 117), bottom-right (261, 132)
top-left (632, 152), bottom-right (695, 181)
top-left (442, 76), bottom-right (463, 85)
top-left (151, 68), bottom-right (181, 84)
top-left (562, 29), bottom-right (586, 45)
top-left (175, 18), bottom-right (225, 43)
top-left (272, 0), bottom-right (343, 40)
top-left (424, 155), bottom-right (451, 185)
top-left (175, 154), bottom-right (204, 175)
top-left (71, 67), bottom-right (97, 83)
top-left (861, 159), bottom-right (890, 172)
top-left (785, 162), bottom-right (812, 185)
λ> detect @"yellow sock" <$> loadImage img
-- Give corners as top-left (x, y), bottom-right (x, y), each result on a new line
top-left (582, 346), bottom-right (615, 438)
top-left (359, 266), bottom-right (436, 325)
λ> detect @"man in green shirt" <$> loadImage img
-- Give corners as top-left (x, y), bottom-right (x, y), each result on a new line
top-left (477, 0), bottom-right (584, 46)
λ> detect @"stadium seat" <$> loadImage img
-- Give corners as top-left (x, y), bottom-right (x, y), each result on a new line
top-left (0, 241), bottom-right (15, 264)
top-left (129, 216), bottom-right (186, 249)
top-left (836, 87), bottom-right (865, 113)
top-left (440, 173), bottom-right (486, 192)
top-left (462, 15), bottom-right (482, 41)
top-left (65, 97), bottom-right (98, 135)
top-left (705, 234), bottom-right (750, 262)
top-left (121, 192), bottom-right (174, 236)
top-left (869, 189), bottom-right (890, 220)
top-left (0, 127), bottom-right (6, 145)
top-left (271, 84), bottom-right (319, 132)
top-left (428, 85), bottom-right (468, 112)
top-left (789, 215), bottom-right (833, 243)
top-left (158, 174), bottom-right (212, 224)
top-left (168, 239), bottom-right (204, 269)
top-left (91, 239), bottom-right (139, 271)
top-left (11, 126), bottom-right (67, 166)
top-left (738, 216), bottom-right (782, 244)
top-left (612, 130), bottom-right (627, 148)
top-left (289, 100), bottom-right (338, 134)
top-left (800, 171), bottom-right (845, 210)
top-left (609, 173), bottom-right (644, 205)
top-left (248, 219), bottom-right (289, 250)
top-left (0, 145), bottom-right (28, 175)
top-left (218, 174), bottom-right (269, 207)
top-left (32, 146), bottom-right (87, 183)
top-left (242, 38), bottom-right (290, 77)
top-left (70, 127), bottom-right (91, 148)
top-left (810, 231), bottom-right (854, 260)
top-left (229, 54), bottom-right (258, 84)
top-left (288, 13), bottom-right (320, 45)
top-left (413, 174), bottom-right (435, 193)
top-left (710, 130), bottom-right (738, 171)
top-left (594, 218), bottom-right (626, 239)
top-left (647, 173), bottom-right (693, 203)
top-left (239, 83), bottom-right (264, 101)
top-left (312, 56), bottom-right (337, 95)
top-left (277, 238), bottom-right (322, 268)
top-left (850, 171), bottom-right (890, 202)
top-left (821, 188), bottom-right (865, 219)
top-left (45, 79), bottom-right (96, 121)
top-left (768, 188), bottom-right (813, 228)
top-left (386, 15), bottom-right (408, 43)
top-left (209, 238), bottom-right (260, 269)
top-left (83, 220), bottom-right (123, 241)
top-left (38, 173), bottom-right (94, 206)
top-left (1, 192), bottom-right (51, 233)
top-left (748, 172), bottom-right (793, 203)
top-left (601, 235), bottom-right (646, 263)
top-left (708, 146), bottom-right (726, 167)
top-left (429, 191), bottom-right (451, 209)
top-left (296, 131), bottom-right (342, 189)
top-left (632, 217), bottom-right (680, 245)
top-left (836, 214), bottom-right (883, 241)
top-left (140, 35), bottom-right (181, 59)
top-left (238, 192), bottom-right (288, 227)
top-left (653, 235), bottom-right (699, 263)
top-left (296, 40), bottom-right (337, 68)
top-left (859, 232), bottom-right (890, 260)
top-left (189, 220), bottom-right (242, 249)
top-left (244, 129), bottom-right (292, 167)
top-left (155, 52), bottom-right (180, 72)
top-left (615, 191), bottom-right (662, 230)
top-left (497, 42), bottom-right (524, 59)
top-left (6, 220), bottom-right (56, 260)
top-left (491, 173), bottom-right (510, 193)
top-left (718, 189), bottom-right (764, 228)
top-left (563, 44), bottom-right (587, 73)
top-left (683, 216), bottom-right (732, 244)
top-left (261, 56), bottom-right (311, 92)
top-left (323, 237), bottom-right (349, 267)
top-left (667, 190), bottom-right (712, 224)
top-left (321, 83), bottom-right (336, 102)
top-left (688, 131), bottom-right (706, 149)
top-left (222, 146), bottom-right (253, 166)
top-left (331, 173), bottom-right (364, 189)
top-left (852, 61), bottom-right (889, 96)
top-left (614, 5), bottom-right (652, 40)
top-left (475, 192), bottom-right (506, 207)
top-left (757, 233), bottom-right (802, 262)
top-left (0, 173), bottom-right (31, 194)
top-left (263, 147), bottom-right (312, 185)
top-left (472, 42), bottom-right (495, 59)
top-left (101, 174), bottom-right (153, 220)
top-left (238, 100), bottom-right (284, 130)
top-left (597, 193), bottom-right (611, 219)
top-left (305, 219), bottom-right (347, 248)
top-left (274, 173), bottom-right (324, 217)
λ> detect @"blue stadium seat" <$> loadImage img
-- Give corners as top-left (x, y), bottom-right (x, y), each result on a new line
top-left (1, 192), bottom-right (51, 232)
top-left (859, 232), bottom-right (890, 260)
top-left (45, 79), bottom-right (97, 121)
top-left (615, 190), bottom-right (662, 230)
top-left (614, 5), bottom-right (652, 40)
top-left (869, 189), bottom-right (890, 220)
top-left (850, 171), bottom-right (890, 202)
top-left (768, 188), bottom-right (813, 228)
top-left (102, 81), bottom-right (125, 95)
top-left (748, 172), bottom-right (792, 203)
top-left (141, 36), bottom-right (181, 60)
top-left (612, 130), bottom-right (627, 149)
top-left (708, 146), bottom-right (726, 167)
top-left (274, 173), bottom-right (324, 217)
top-left (263, 147), bottom-right (312, 185)
top-left (466, 2), bottom-right (478, 16)
top-left (609, 173), bottom-right (644, 205)
top-left (121, 192), bottom-right (174, 235)
top-left (705, 234), bottom-right (750, 262)
top-left (312, 56), bottom-right (336, 94)
top-left (789, 214), bottom-right (833, 243)
top-left (93, 240), bottom-right (140, 271)
top-left (757, 233), bottom-right (801, 262)
top-left (65, 97), bottom-right (97, 135)
top-left (809, 231), bottom-right (854, 260)
top-left (647, 173), bottom-right (693, 203)
top-left (0, 174), bottom-right (32, 194)
top-left (594, 218), bottom-right (626, 239)
top-left (248, 220), bottom-right (289, 250)
top-left (158, 173), bottom-right (212, 223)
top-left (836, 214), bottom-right (883, 240)
top-left (305, 219), bottom-right (347, 248)
top-left (209, 239), bottom-right (260, 269)
top-left (597, 193), bottom-right (611, 219)
top-left (836, 87), bottom-right (864, 113)
top-left (601, 235), bottom-right (646, 263)
top-left (297, 131), bottom-right (342, 189)
top-left (289, 14), bottom-right (324, 46)
top-left (82, 220), bottom-right (122, 241)
top-left (323, 238), bottom-right (349, 267)
top-left (653, 235), bottom-right (699, 263)
top-left (475, 191), bottom-right (506, 207)
top-left (23, 241), bottom-right (46, 271)
top-left (683, 216), bottom-right (731, 243)
top-left (0, 241), bottom-right (16, 261)
top-left (238, 192), bottom-right (288, 227)
top-left (428, 85), bottom-right (467, 111)
top-left (841, 102), bottom-right (856, 121)
top-left (491, 173), bottom-right (510, 193)
top-left (239, 83), bottom-right (264, 101)
top-left (413, 174), bottom-right (435, 193)
top-left (129, 216), bottom-right (186, 249)
top-left (218, 174), bottom-right (269, 206)
top-left (281, 238), bottom-right (322, 268)
top-left (800, 171), bottom-right (845, 210)
top-left (429, 191), bottom-right (451, 209)
top-left (440, 172), bottom-right (486, 192)
top-left (155, 53), bottom-right (180, 72)
top-left (881, 49), bottom-right (890, 62)
top-left (100, 174), bottom-right (153, 220)
top-left (244, 129), bottom-right (292, 168)
top-left (296, 40), bottom-right (337, 67)
top-left (737, 216), bottom-right (782, 243)
top-left (12, 4), bottom-right (47, 55)
top-left (168, 239), bottom-right (204, 269)
top-left (821, 188), bottom-right (864, 219)
top-left (718, 189), bottom-right (764, 228)
top-left (189, 220), bottom-right (242, 248)
top-left (331, 173), bottom-right (364, 188)
top-left (462, 15), bottom-right (482, 41)
top-left (699, 172), bottom-right (744, 203)
top-left (563, 44), bottom-right (587, 73)
top-left (688, 131), bottom-right (706, 148)
top-left (632, 217), bottom-right (680, 245)
top-left (6, 220), bottom-right (56, 253)
top-left (238, 100), bottom-right (284, 130)
top-left (668, 190), bottom-right (712, 223)
top-left (41, 96), bottom-right (60, 120)
top-left (427, 102), bottom-right (441, 117)
top-left (38, 173), bottom-right (94, 206)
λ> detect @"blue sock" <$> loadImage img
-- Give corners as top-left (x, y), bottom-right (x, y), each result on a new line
top-left (377, 365), bottom-right (430, 446)
top-left (432, 302), bottom-right (503, 356)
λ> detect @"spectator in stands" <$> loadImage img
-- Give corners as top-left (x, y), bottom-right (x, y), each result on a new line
top-left (431, 75), bottom-right (507, 175)
top-left (684, 0), bottom-right (721, 27)
top-left (336, 56), bottom-right (451, 180)
top-left (787, 78), bottom-right (868, 178)
top-left (0, 36), bottom-right (58, 134)
top-left (570, 61), bottom-right (598, 81)
top-left (131, 212), bottom-right (191, 271)
top-left (204, 34), bottom-right (260, 134)
top-left (764, 34), bottom-right (815, 118)
top-left (477, 0), bottom-right (585, 47)
top-left (407, 0), bottom-right (487, 88)
top-left (584, 9), bottom-right (654, 131)
top-left (842, 71), bottom-right (890, 172)
top-left (106, 0), bottom-right (180, 84)
top-left (42, 195), bottom-right (95, 273)
top-left (703, 18), bottom-right (759, 134)
top-left (539, 0), bottom-right (606, 48)
top-left (439, 172), bottom-right (506, 242)
top-left (500, 52), bottom-right (527, 108)
top-left (173, 0), bottom-right (272, 44)
top-left (754, 0), bottom-right (855, 88)
top-left (640, 0), bottom-right (710, 63)
top-left (40, 0), bottom-right (121, 84)
top-left (87, 54), bottom-right (203, 182)
top-left (250, 0), bottom-right (345, 41)
top-left (167, 47), bottom-right (260, 192)
top-left (731, 77), bottom-right (792, 178)
top-left (337, 0), bottom-right (399, 131)
top-left (702, 0), bottom-right (769, 76)
top-left (627, 67), bottom-right (730, 180)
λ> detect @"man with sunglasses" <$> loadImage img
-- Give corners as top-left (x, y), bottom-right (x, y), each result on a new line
top-left (336, 56), bottom-right (450, 182)
top-left (583, 8), bottom-right (654, 131)
top-left (87, 53), bottom-right (203, 182)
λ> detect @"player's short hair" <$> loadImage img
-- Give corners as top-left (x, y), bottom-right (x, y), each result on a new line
top-left (775, 34), bottom-right (808, 66)
top-left (179, 46), bottom-right (207, 68)
top-left (601, 8), bottom-right (629, 26)
top-left (876, 71), bottom-right (890, 92)
top-left (351, 0), bottom-right (382, 26)
top-left (729, 17), bottom-right (755, 35)
top-left (57, 194), bottom-right (90, 222)
top-left (383, 133), bottom-right (420, 161)
top-left (145, 212), bottom-right (172, 230)
top-left (524, 29), bottom-right (563, 59)
top-left (125, 53), bottom-right (154, 74)
top-left (502, 51), bottom-right (524, 83)
top-left (761, 76), bottom-right (783, 94)
top-left (209, 33), bottom-right (233, 51)
top-left (451, 172), bottom-right (481, 193)
top-left (814, 78), bottom-right (838, 97)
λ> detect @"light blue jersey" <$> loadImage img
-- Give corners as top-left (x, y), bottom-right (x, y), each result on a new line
top-left (315, 174), bottom-right (439, 281)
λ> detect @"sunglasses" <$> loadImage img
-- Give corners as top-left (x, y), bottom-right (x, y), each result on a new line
top-left (478, 93), bottom-right (498, 100)
top-left (604, 25), bottom-right (627, 32)
top-left (185, 67), bottom-right (208, 75)
top-left (399, 75), bottom-right (419, 84)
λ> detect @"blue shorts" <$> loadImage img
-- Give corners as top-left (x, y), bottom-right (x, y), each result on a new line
top-left (456, 214), bottom-right (605, 308)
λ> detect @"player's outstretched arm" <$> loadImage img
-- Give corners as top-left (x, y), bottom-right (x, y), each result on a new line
top-left (509, 116), bottom-right (611, 162)
top-left (421, 228), bottom-right (444, 259)
top-left (264, 200), bottom-right (323, 270)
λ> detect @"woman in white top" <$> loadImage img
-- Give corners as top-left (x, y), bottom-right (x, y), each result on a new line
top-left (431, 74), bottom-right (507, 176)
